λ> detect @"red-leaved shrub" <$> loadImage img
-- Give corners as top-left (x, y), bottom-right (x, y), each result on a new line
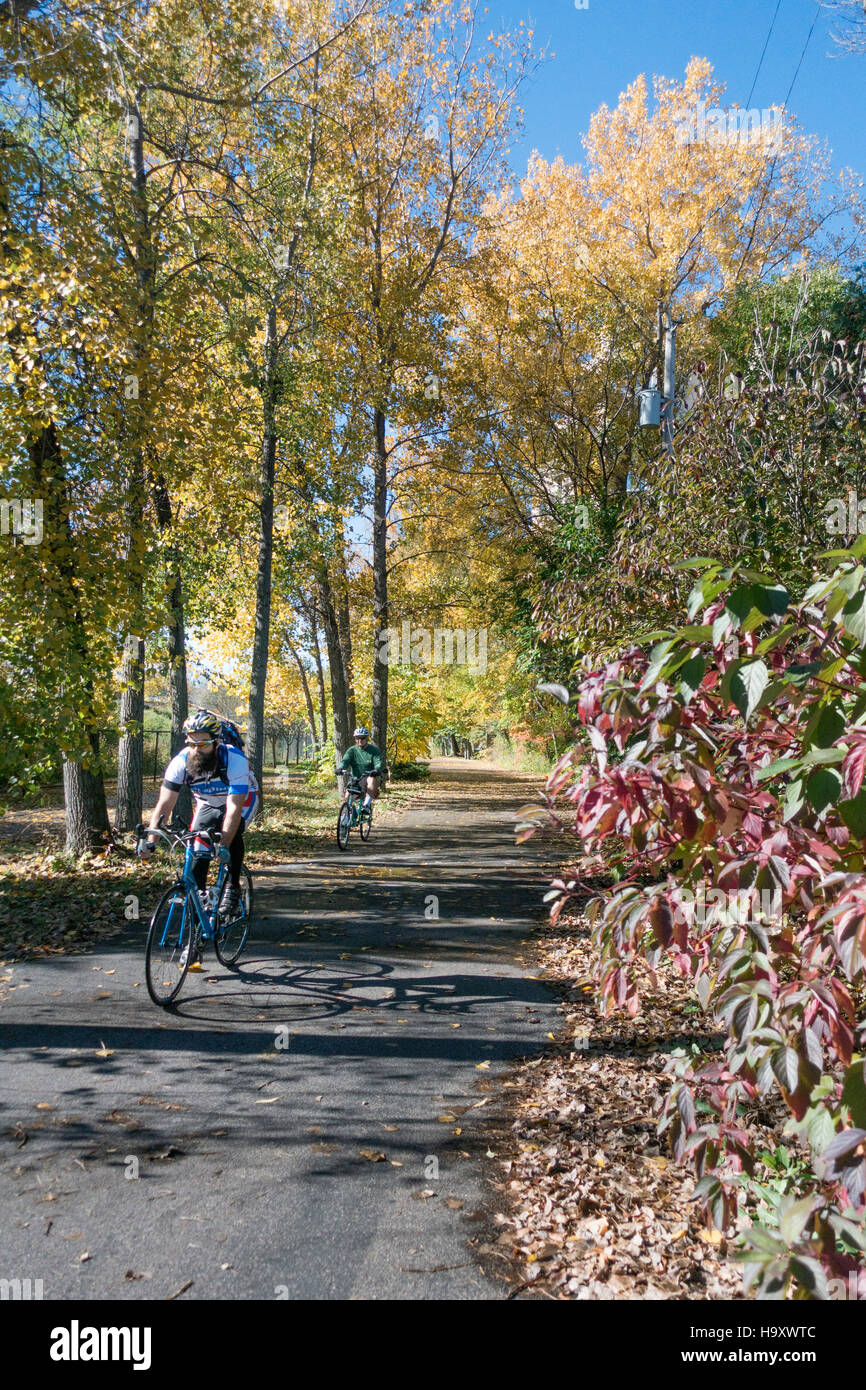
top-left (525, 550), bottom-right (866, 1298)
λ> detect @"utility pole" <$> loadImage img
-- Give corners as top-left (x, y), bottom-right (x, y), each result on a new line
top-left (638, 302), bottom-right (682, 454)
top-left (661, 305), bottom-right (682, 455)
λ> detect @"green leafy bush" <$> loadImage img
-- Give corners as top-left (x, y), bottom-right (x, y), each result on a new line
top-left (389, 760), bottom-right (430, 781)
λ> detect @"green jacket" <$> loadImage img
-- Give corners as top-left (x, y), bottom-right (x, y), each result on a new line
top-left (339, 743), bottom-right (383, 777)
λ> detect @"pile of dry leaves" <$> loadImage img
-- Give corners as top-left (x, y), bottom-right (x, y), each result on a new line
top-left (485, 905), bottom-right (785, 1300)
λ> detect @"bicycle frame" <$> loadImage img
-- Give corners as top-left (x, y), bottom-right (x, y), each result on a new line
top-left (181, 840), bottom-right (229, 941)
top-left (141, 821), bottom-right (229, 942)
top-left (345, 780), bottom-right (365, 825)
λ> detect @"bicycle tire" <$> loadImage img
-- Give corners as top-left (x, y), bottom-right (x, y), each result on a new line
top-left (359, 807), bottom-right (372, 841)
top-left (145, 883), bottom-right (193, 1006)
top-left (337, 802), bottom-right (352, 850)
top-left (214, 866), bottom-right (253, 967)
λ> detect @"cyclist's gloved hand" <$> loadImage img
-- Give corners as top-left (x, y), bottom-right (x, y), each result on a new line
top-left (217, 844), bottom-right (232, 866)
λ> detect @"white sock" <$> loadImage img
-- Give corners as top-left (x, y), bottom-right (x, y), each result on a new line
top-left (363, 794), bottom-right (372, 807)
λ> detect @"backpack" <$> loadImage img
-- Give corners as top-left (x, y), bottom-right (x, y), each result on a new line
top-left (201, 709), bottom-right (245, 751)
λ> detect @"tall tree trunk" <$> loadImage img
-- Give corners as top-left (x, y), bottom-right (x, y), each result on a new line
top-left (371, 405), bottom-right (389, 753)
top-left (154, 477), bottom-right (192, 826)
top-left (31, 414), bottom-right (110, 850)
top-left (166, 561), bottom-right (192, 827)
top-left (310, 607), bottom-right (328, 745)
top-left (337, 566), bottom-right (356, 734)
top-left (247, 307), bottom-right (278, 788)
top-left (1, 155), bottom-right (109, 852)
top-left (288, 638), bottom-right (318, 743)
top-left (63, 730), bottom-right (111, 855)
top-left (115, 633), bottom-right (144, 830)
top-left (317, 575), bottom-right (350, 759)
top-left (115, 101), bottom-right (153, 832)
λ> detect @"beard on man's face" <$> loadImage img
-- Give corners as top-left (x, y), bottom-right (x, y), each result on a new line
top-left (187, 743), bottom-right (218, 777)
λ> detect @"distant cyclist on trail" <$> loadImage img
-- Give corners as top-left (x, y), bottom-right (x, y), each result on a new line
top-left (338, 726), bottom-right (383, 809)
top-left (138, 710), bottom-right (259, 920)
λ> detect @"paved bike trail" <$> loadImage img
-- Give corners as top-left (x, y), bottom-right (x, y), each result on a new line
top-left (0, 760), bottom-right (560, 1300)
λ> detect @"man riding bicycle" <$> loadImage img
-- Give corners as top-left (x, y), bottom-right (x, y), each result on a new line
top-left (138, 711), bottom-right (259, 939)
top-left (338, 726), bottom-right (383, 808)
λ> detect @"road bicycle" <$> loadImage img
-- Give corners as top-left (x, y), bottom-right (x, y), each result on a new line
top-left (336, 775), bottom-right (373, 850)
top-left (136, 818), bottom-right (254, 1006)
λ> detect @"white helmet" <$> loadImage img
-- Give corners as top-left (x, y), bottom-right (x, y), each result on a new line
top-left (353, 726), bottom-right (370, 738)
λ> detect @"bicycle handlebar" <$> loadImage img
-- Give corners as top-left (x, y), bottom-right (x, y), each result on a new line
top-left (135, 819), bottom-right (221, 863)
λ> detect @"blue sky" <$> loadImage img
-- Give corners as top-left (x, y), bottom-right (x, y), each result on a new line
top-left (491, 0), bottom-right (865, 183)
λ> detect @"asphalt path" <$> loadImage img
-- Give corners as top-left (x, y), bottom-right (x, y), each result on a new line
top-left (0, 759), bottom-right (561, 1300)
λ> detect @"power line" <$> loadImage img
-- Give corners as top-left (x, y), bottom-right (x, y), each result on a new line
top-left (747, 0), bottom-right (784, 106)
top-left (784, 3), bottom-right (821, 106)
top-left (731, 2), bottom-right (823, 287)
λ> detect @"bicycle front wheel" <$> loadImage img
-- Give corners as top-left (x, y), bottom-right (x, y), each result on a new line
top-left (359, 806), bottom-right (372, 841)
top-left (145, 884), bottom-right (193, 1006)
top-left (337, 802), bottom-right (352, 850)
top-left (214, 866), bottom-right (253, 967)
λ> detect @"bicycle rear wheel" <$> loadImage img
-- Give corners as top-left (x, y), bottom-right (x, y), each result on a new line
top-left (337, 802), bottom-right (352, 850)
top-left (145, 884), bottom-right (193, 1006)
top-left (214, 866), bottom-right (253, 966)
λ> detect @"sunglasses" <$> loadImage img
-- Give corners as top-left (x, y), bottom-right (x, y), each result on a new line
top-left (186, 738), bottom-right (215, 748)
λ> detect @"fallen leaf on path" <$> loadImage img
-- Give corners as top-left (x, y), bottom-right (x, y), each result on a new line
top-left (360, 1149), bottom-right (386, 1162)
top-left (78, 1251), bottom-right (90, 1263)
top-left (95, 1041), bottom-right (114, 1058)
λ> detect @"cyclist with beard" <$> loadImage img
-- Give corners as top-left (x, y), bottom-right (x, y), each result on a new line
top-left (139, 712), bottom-right (259, 958)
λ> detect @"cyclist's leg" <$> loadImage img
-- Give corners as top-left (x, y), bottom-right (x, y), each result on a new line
top-left (222, 789), bottom-right (258, 888)
top-left (364, 774), bottom-right (381, 804)
top-left (229, 831), bottom-right (244, 886)
top-left (190, 803), bottom-right (221, 891)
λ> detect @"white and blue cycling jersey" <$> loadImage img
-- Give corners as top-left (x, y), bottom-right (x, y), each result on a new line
top-left (163, 744), bottom-right (259, 823)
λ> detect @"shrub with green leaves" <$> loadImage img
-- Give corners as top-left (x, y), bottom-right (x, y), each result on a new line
top-left (532, 549), bottom-right (866, 1299)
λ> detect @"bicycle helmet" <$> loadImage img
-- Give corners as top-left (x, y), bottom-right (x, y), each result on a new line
top-left (183, 709), bottom-right (222, 740)
top-left (353, 726), bottom-right (370, 738)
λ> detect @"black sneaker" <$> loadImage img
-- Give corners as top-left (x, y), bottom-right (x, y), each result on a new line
top-left (222, 885), bottom-right (241, 920)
